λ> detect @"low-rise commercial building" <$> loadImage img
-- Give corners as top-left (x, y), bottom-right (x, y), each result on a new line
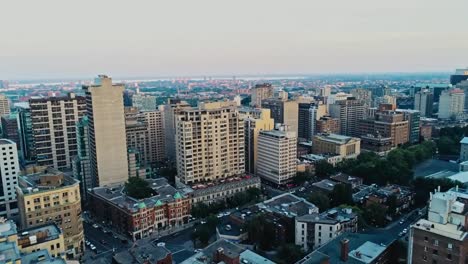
top-left (189, 175), bottom-right (261, 205)
top-left (312, 133), bottom-right (360, 161)
top-left (88, 178), bottom-right (191, 241)
top-left (16, 168), bottom-right (83, 258)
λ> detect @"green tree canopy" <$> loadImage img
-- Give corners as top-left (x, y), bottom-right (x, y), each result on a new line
top-left (125, 177), bottom-right (155, 199)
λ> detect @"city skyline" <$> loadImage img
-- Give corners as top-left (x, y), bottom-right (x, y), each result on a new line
top-left (2, 0), bottom-right (468, 79)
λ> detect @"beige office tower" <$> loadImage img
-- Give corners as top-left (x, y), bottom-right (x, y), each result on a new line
top-left (29, 94), bottom-right (86, 170)
top-left (125, 107), bottom-right (149, 165)
top-left (161, 99), bottom-right (191, 162)
top-left (144, 110), bottom-right (165, 163)
top-left (257, 125), bottom-right (297, 186)
top-left (175, 101), bottom-right (245, 185)
top-left (250, 83), bottom-right (274, 107)
top-left (16, 168), bottom-right (84, 258)
top-left (0, 94), bottom-right (10, 116)
top-left (83, 75), bottom-right (128, 187)
top-left (261, 98), bottom-right (299, 137)
top-left (239, 108), bottom-right (274, 175)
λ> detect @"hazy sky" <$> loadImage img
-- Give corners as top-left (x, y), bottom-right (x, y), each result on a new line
top-left (2, 0), bottom-right (468, 80)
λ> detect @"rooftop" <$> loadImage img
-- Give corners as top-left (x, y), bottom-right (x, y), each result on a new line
top-left (348, 241), bottom-right (386, 264)
top-left (297, 207), bottom-right (357, 225)
top-left (21, 249), bottom-right (66, 264)
top-left (314, 133), bottom-right (359, 144)
top-left (460, 137), bottom-right (468, 145)
top-left (0, 220), bottom-right (17, 239)
top-left (312, 179), bottom-right (339, 192)
top-left (18, 224), bottom-right (62, 248)
top-left (297, 231), bottom-right (396, 264)
top-left (0, 241), bottom-right (20, 263)
top-left (240, 250), bottom-right (276, 264)
top-left (19, 168), bottom-right (79, 195)
top-left (330, 173), bottom-right (362, 185)
top-left (258, 193), bottom-right (318, 218)
top-left (181, 239), bottom-right (245, 264)
top-left (412, 219), bottom-right (467, 241)
top-left (90, 178), bottom-right (187, 214)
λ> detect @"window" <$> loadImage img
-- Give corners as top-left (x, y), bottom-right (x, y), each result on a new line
top-left (447, 253), bottom-right (452, 260)
top-left (447, 243), bottom-right (452, 250)
top-left (434, 240), bottom-right (439, 246)
top-left (432, 249), bottom-right (438, 255)
top-left (424, 236), bottom-right (428, 242)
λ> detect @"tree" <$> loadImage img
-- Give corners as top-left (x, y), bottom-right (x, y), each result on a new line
top-left (330, 184), bottom-right (353, 207)
top-left (292, 171), bottom-right (312, 185)
top-left (364, 203), bottom-right (387, 227)
top-left (247, 215), bottom-right (276, 250)
top-left (125, 177), bottom-right (155, 199)
top-left (315, 160), bottom-right (335, 178)
top-left (308, 192), bottom-right (330, 212)
top-left (411, 177), bottom-right (461, 206)
top-left (276, 244), bottom-right (305, 264)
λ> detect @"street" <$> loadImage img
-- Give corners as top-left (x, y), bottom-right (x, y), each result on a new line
top-left (82, 222), bottom-right (130, 263)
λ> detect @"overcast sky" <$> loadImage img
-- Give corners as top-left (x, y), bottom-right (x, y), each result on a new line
top-left (1, 0), bottom-right (468, 80)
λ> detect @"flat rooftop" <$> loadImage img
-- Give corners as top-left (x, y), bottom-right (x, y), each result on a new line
top-left (412, 219), bottom-right (467, 241)
top-left (349, 241), bottom-right (386, 264)
top-left (91, 178), bottom-right (187, 213)
top-left (258, 193), bottom-right (317, 217)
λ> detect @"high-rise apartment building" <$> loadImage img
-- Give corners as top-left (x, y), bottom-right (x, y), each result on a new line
top-left (315, 116), bottom-right (340, 134)
top-left (408, 187), bottom-right (468, 264)
top-left (16, 168), bottom-right (84, 257)
top-left (161, 99), bottom-right (191, 162)
top-left (29, 93), bottom-right (86, 170)
top-left (319, 86), bottom-right (331, 97)
top-left (396, 109), bottom-right (421, 144)
top-left (132, 93), bottom-right (157, 111)
top-left (351, 88), bottom-right (372, 107)
top-left (414, 90), bottom-right (434, 117)
top-left (298, 102), bottom-right (326, 141)
top-left (239, 108), bottom-right (274, 175)
top-left (144, 110), bottom-right (165, 164)
top-left (125, 107), bottom-right (149, 165)
top-left (1, 114), bottom-right (20, 149)
top-left (72, 116), bottom-right (92, 198)
top-left (261, 98), bottom-right (299, 137)
top-left (0, 94), bottom-right (10, 117)
top-left (16, 103), bottom-right (34, 161)
top-left (257, 126), bottom-right (297, 186)
top-left (83, 75), bottom-right (128, 187)
top-left (250, 83), bottom-right (274, 107)
top-left (0, 139), bottom-right (20, 219)
top-left (438, 89), bottom-right (465, 120)
top-left (175, 101), bottom-right (244, 185)
top-left (329, 97), bottom-right (366, 137)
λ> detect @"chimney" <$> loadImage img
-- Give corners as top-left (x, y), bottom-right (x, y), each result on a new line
top-left (340, 239), bottom-right (349, 262)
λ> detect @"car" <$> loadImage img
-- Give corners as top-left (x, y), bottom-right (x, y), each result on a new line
top-left (90, 245), bottom-right (96, 251)
top-left (157, 242), bottom-right (166, 247)
top-left (194, 249), bottom-right (202, 253)
top-left (85, 241), bottom-right (91, 247)
top-left (398, 232), bottom-right (404, 237)
top-left (92, 224), bottom-right (99, 229)
top-left (223, 212), bottom-right (231, 216)
top-left (399, 220), bottom-right (404, 224)
top-left (113, 234), bottom-right (119, 239)
top-left (402, 228), bottom-right (408, 234)
top-left (200, 220), bottom-right (207, 224)
top-left (103, 228), bottom-right (111, 234)
top-left (217, 213), bottom-right (223, 218)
